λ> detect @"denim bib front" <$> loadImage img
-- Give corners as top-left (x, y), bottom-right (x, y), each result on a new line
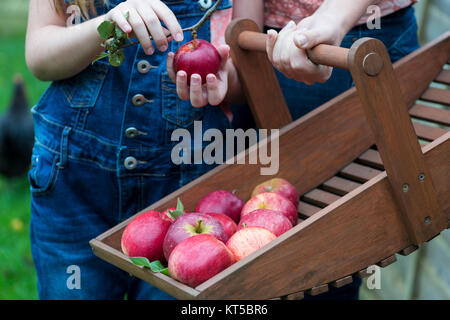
top-left (32, 0), bottom-right (232, 180)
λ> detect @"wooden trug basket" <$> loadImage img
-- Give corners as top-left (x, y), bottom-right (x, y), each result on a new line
top-left (90, 19), bottom-right (450, 300)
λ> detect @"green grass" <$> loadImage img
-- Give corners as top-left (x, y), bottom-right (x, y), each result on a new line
top-left (0, 32), bottom-right (49, 299)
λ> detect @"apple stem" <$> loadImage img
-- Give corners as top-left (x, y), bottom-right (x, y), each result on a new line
top-left (192, 32), bottom-right (198, 48)
top-left (195, 219), bottom-right (203, 233)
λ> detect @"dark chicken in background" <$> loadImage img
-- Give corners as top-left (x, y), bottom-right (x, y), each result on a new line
top-left (0, 75), bottom-right (34, 178)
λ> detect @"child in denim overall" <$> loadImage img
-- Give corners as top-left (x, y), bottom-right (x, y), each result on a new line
top-left (26, 0), bottom-right (234, 299)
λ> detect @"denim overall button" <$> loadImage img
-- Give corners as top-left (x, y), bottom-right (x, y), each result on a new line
top-left (124, 157), bottom-right (138, 170)
top-left (137, 60), bottom-right (156, 74)
top-left (132, 94), bottom-right (146, 106)
top-left (198, 0), bottom-right (213, 10)
top-left (125, 127), bottom-right (139, 138)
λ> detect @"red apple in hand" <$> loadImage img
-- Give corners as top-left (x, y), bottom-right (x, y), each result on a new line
top-left (251, 178), bottom-right (299, 208)
top-left (196, 190), bottom-right (245, 223)
top-left (237, 209), bottom-right (292, 236)
top-left (203, 212), bottom-right (237, 238)
top-left (163, 212), bottom-right (228, 261)
top-left (174, 39), bottom-right (221, 85)
top-left (121, 211), bottom-right (172, 263)
top-left (169, 234), bottom-right (235, 288)
top-left (241, 192), bottom-right (298, 226)
top-left (226, 227), bottom-right (276, 261)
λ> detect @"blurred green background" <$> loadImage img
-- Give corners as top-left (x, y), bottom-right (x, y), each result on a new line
top-left (0, 0), bottom-right (448, 300)
top-left (0, 0), bottom-right (48, 300)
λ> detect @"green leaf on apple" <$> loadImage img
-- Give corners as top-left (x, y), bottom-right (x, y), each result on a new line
top-left (168, 198), bottom-right (186, 220)
top-left (129, 257), bottom-right (170, 276)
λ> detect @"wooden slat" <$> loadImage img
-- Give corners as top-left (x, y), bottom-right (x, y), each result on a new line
top-left (330, 276), bottom-right (353, 288)
top-left (435, 69), bottom-right (450, 85)
top-left (285, 291), bottom-right (304, 300)
top-left (322, 176), bottom-right (361, 195)
top-left (421, 87), bottom-right (450, 106)
top-left (306, 284), bottom-right (329, 296)
top-left (356, 268), bottom-right (371, 278)
top-left (302, 189), bottom-right (341, 207)
top-left (297, 201), bottom-right (322, 218)
top-left (398, 245), bottom-right (418, 256)
top-left (409, 104), bottom-right (450, 126)
top-left (377, 255), bottom-right (397, 268)
top-left (357, 149), bottom-right (384, 169)
top-left (340, 163), bottom-right (382, 182)
top-left (413, 122), bottom-right (448, 141)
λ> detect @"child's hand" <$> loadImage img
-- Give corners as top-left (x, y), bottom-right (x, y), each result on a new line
top-left (104, 0), bottom-right (184, 55)
top-left (266, 13), bottom-right (346, 85)
top-left (166, 45), bottom-right (232, 108)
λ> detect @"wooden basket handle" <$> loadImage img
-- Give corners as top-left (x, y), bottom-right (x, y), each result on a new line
top-left (238, 31), bottom-right (350, 70)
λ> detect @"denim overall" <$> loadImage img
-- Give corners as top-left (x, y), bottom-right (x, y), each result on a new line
top-left (29, 0), bottom-right (232, 300)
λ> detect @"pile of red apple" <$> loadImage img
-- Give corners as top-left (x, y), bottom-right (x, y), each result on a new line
top-left (121, 178), bottom-right (299, 288)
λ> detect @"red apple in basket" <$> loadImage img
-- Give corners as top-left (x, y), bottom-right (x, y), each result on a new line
top-left (251, 178), bottom-right (299, 208)
top-left (203, 212), bottom-right (237, 238)
top-left (196, 190), bottom-right (245, 223)
top-left (121, 210), bottom-right (172, 263)
top-left (241, 192), bottom-right (298, 226)
top-left (237, 209), bottom-right (292, 236)
top-left (163, 212), bottom-right (228, 261)
top-left (174, 39), bottom-right (221, 85)
top-left (226, 227), bottom-right (276, 261)
top-left (168, 234), bottom-right (235, 288)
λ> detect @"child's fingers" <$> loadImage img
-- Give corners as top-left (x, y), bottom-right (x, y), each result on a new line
top-left (128, 8), bottom-right (154, 55)
top-left (216, 45), bottom-right (230, 69)
top-left (110, 9), bottom-right (132, 33)
top-left (166, 52), bottom-right (176, 82)
top-left (206, 74), bottom-right (224, 106)
top-left (151, 1), bottom-right (184, 42)
top-left (136, 4), bottom-right (168, 52)
top-left (190, 74), bottom-right (208, 108)
top-left (271, 21), bottom-right (295, 74)
top-left (266, 29), bottom-right (278, 64)
top-left (294, 28), bottom-right (325, 50)
top-left (176, 71), bottom-right (190, 101)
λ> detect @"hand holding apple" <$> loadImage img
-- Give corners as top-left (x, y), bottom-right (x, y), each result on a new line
top-left (167, 42), bottom-right (234, 108)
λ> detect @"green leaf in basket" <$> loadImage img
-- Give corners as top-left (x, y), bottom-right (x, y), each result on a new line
top-left (129, 257), bottom-right (170, 276)
top-left (168, 198), bottom-right (186, 220)
top-left (97, 20), bottom-right (115, 40)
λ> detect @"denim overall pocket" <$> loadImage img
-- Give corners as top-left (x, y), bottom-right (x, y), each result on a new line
top-left (28, 144), bottom-right (60, 196)
top-left (161, 71), bottom-right (205, 127)
top-left (59, 61), bottom-right (109, 108)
